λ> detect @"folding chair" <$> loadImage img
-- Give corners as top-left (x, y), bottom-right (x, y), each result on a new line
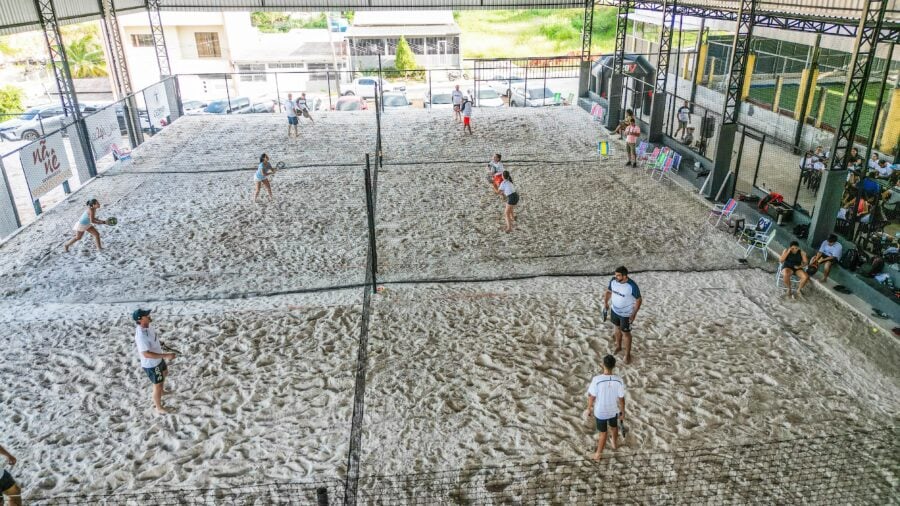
top-left (776, 263), bottom-right (801, 292)
top-left (111, 144), bottom-right (133, 166)
top-left (652, 153), bottom-right (682, 181)
top-left (744, 228), bottom-right (776, 260)
top-left (646, 149), bottom-right (671, 175)
top-left (597, 140), bottom-right (611, 159)
top-left (708, 198), bottom-right (737, 227)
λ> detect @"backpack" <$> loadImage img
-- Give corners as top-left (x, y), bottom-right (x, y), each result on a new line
top-left (793, 223), bottom-right (809, 239)
top-left (758, 192), bottom-right (784, 212)
top-left (840, 249), bottom-right (864, 271)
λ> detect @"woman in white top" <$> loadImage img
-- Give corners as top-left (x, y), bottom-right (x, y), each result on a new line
top-left (253, 153), bottom-right (276, 201)
top-left (498, 170), bottom-right (519, 233)
top-left (64, 198), bottom-right (107, 252)
top-left (488, 153), bottom-right (504, 191)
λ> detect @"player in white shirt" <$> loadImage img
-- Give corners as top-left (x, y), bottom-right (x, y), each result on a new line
top-left (585, 354), bottom-right (626, 461)
top-left (284, 93), bottom-right (299, 138)
top-left (295, 93), bottom-right (314, 124)
top-left (0, 443), bottom-right (20, 506)
top-left (497, 171), bottom-right (519, 233)
top-left (451, 85), bottom-right (463, 122)
top-left (487, 153), bottom-right (505, 191)
top-left (133, 309), bottom-right (177, 414)
top-left (603, 266), bottom-right (642, 364)
top-left (808, 233), bottom-right (843, 282)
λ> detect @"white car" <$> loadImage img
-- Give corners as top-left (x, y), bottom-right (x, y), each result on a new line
top-left (0, 103), bottom-right (99, 141)
top-left (381, 93), bottom-right (412, 110)
top-left (344, 77), bottom-right (406, 99)
top-left (424, 89), bottom-right (456, 109)
top-left (472, 88), bottom-right (504, 107)
top-left (510, 86), bottom-right (562, 107)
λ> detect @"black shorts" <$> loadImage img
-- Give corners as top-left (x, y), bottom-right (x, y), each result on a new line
top-left (610, 310), bottom-right (631, 332)
top-left (144, 360), bottom-right (168, 384)
top-left (595, 415), bottom-right (619, 433)
top-left (0, 470), bottom-right (16, 492)
top-left (507, 192), bottom-right (519, 206)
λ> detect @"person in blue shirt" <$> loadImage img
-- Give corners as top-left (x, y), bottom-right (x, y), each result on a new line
top-left (63, 198), bottom-right (107, 252)
top-left (857, 171), bottom-right (881, 198)
top-left (603, 266), bottom-right (642, 364)
top-left (253, 153), bottom-right (276, 201)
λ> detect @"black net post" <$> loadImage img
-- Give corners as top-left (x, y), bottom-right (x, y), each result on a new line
top-left (364, 154), bottom-right (378, 293)
top-left (316, 486), bottom-right (329, 506)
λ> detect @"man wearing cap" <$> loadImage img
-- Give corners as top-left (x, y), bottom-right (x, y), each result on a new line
top-left (133, 309), bottom-right (176, 414)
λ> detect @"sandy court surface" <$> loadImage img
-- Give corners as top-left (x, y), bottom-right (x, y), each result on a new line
top-left (0, 107), bottom-right (897, 502)
top-left (0, 168), bottom-right (368, 303)
top-left (0, 292), bottom-right (359, 498)
top-left (361, 274), bottom-right (900, 475)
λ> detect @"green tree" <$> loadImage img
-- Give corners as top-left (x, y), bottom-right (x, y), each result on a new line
top-left (394, 36), bottom-right (418, 78)
top-left (64, 35), bottom-right (107, 78)
top-left (0, 85), bottom-right (24, 117)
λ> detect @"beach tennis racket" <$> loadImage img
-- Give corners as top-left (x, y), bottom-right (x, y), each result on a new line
top-left (620, 416), bottom-right (627, 438)
top-left (275, 162), bottom-right (286, 170)
top-left (106, 217), bottom-right (118, 226)
top-left (602, 307), bottom-right (609, 323)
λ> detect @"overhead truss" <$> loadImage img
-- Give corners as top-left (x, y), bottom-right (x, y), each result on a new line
top-left (581, 0), bottom-right (595, 62)
top-left (147, 0), bottom-right (172, 77)
top-left (721, 0), bottom-right (756, 124)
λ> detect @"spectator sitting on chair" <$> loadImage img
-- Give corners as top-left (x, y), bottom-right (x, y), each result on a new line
top-left (681, 126), bottom-right (694, 147)
top-left (814, 145), bottom-right (827, 160)
top-left (868, 152), bottom-right (881, 171)
top-left (612, 109), bottom-right (634, 139)
top-left (847, 147), bottom-right (863, 169)
top-left (875, 160), bottom-right (893, 178)
top-left (857, 171), bottom-right (881, 198)
top-left (809, 234), bottom-right (843, 282)
top-left (779, 240), bottom-right (810, 298)
top-left (799, 150), bottom-right (817, 169)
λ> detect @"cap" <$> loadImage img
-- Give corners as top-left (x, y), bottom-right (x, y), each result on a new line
top-left (132, 308), bottom-right (151, 322)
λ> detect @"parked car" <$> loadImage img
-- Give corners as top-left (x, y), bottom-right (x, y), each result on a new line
top-left (472, 88), bottom-right (504, 107)
top-left (381, 93), bottom-right (412, 110)
top-left (510, 86), bottom-right (561, 107)
top-left (182, 100), bottom-right (208, 114)
top-left (114, 105), bottom-right (153, 134)
top-left (237, 100), bottom-right (277, 114)
top-left (424, 90), bottom-right (455, 109)
top-left (202, 97), bottom-right (250, 114)
top-left (333, 96), bottom-right (369, 111)
top-left (344, 78), bottom-right (406, 99)
top-left (488, 75), bottom-right (525, 97)
top-left (0, 103), bottom-right (99, 141)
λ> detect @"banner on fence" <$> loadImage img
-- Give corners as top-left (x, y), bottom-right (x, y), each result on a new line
top-left (0, 162), bottom-right (18, 238)
top-left (20, 132), bottom-right (72, 199)
top-left (84, 107), bottom-right (120, 160)
top-left (145, 82), bottom-right (170, 128)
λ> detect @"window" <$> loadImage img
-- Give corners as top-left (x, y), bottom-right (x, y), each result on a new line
top-left (131, 34), bottom-right (154, 47)
top-left (307, 63), bottom-right (338, 80)
top-left (407, 38), bottom-right (425, 55)
top-left (386, 38), bottom-right (398, 56)
top-left (353, 38), bottom-right (385, 56)
top-left (237, 64), bottom-right (267, 82)
top-left (268, 63), bottom-right (304, 70)
top-left (195, 32), bottom-right (221, 58)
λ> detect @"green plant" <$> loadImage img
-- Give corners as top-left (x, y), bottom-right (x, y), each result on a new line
top-left (343, 11), bottom-right (354, 24)
top-left (394, 36), bottom-right (419, 78)
top-left (0, 85), bottom-right (24, 116)
top-left (299, 14), bottom-right (328, 29)
top-left (64, 35), bottom-right (107, 78)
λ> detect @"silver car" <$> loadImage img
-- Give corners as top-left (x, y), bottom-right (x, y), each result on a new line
top-left (510, 87), bottom-right (561, 107)
top-left (0, 103), bottom-right (98, 141)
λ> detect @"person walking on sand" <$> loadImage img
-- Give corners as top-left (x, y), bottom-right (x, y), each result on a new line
top-left (585, 354), bottom-right (625, 461)
top-left (0, 444), bottom-right (21, 506)
top-left (488, 153), bottom-right (504, 191)
top-left (133, 309), bottom-right (176, 414)
top-left (497, 170), bottom-right (518, 232)
top-left (284, 93), bottom-right (299, 137)
top-left (295, 93), bottom-right (314, 124)
top-left (253, 153), bottom-right (276, 201)
top-left (452, 85), bottom-right (463, 122)
top-left (675, 100), bottom-right (691, 139)
top-left (462, 97), bottom-right (474, 134)
top-left (603, 266), bottom-right (642, 364)
top-left (624, 118), bottom-right (641, 168)
top-left (63, 198), bottom-right (108, 252)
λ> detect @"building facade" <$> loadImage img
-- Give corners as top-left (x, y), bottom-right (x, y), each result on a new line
top-left (346, 11), bottom-right (461, 70)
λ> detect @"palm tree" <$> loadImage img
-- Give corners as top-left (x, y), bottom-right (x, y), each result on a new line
top-left (63, 35), bottom-right (107, 78)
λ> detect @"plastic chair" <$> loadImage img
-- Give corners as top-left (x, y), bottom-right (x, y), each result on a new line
top-left (652, 153), bottom-right (682, 181)
top-left (645, 148), bottom-right (670, 174)
top-left (111, 144), bottom-right (133, 166)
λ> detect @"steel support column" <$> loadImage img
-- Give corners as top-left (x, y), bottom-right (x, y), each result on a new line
top-left (147, 0), bottom-right (172, 78)
top-left (706, 0), bottom-right (755, 201)
top-left (578, 0), bottom-right (596, 97)
top-left (792, 33), bottom-right (821, 151)
top-left (606, 0), bottom-right (634, 130)
top-left (34, 0), bottom-right (97, 178)
top-left (99, 0), bottom-right (143, 147)
top-left (809, 0), bottom-right (888, 247)
top-left (648, 0), bottom-right (676, 142)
